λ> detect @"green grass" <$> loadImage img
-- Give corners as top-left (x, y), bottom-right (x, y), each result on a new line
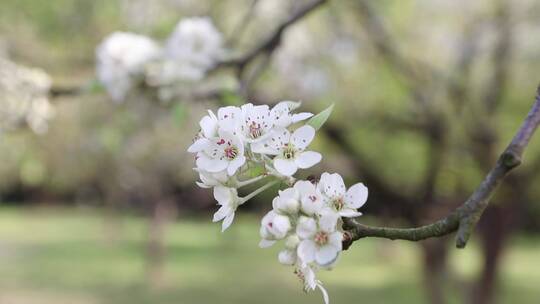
top-left (0, 207), bottom-right (539, 304)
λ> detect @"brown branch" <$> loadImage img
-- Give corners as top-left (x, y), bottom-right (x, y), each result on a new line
top-left (214, 0), bottom-right (328, 74)
top-left (343, 86), bottom-right (540, 249)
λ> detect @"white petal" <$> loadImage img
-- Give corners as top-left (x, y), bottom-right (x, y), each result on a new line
top-left (266, 127), bottom-right (291, 151)
top-left (315, 245), bottom-right (339, 266)
top-left (251, 140), bottom-right (280, 155)
top-left (339, 209), bottom-right (362, 218)
top-left (328, 231), bottom-right (343, 250)
top-left (221, 213), bottom-right (235, 232)
top-left (213, 186), bottom-right (232, 205)
top-left (213, 205), bottom-right (231, 222)
top-left (295, 151), bottom-right (322, 169)
top-left (278, 249), bottom-right (296, 265)
top-left (259, 239), bottom-right (276, 248)
top-left (196, 154), bottom-right (228, 172)
top-left (199, 115), bottom-right (217, 138)
top-left (291, 125), bottom-right (315, 150)
top-left (319, 172), bottom-right (346, 197)
top-left (319, 212), bottom-right (339, 233)
top-left (187, 138), bottom-right (210, 153)
top-left (291, 112), bottom-right (313, 123)
top-left (345, 182), bottom-right (368, 209)
top-left (274, 158), bottom-right (298, 176)
top-left (297, 240), bottom-right (317, 264)
top-left (296, 216), bottom-right (317, 239)
top-left (227, 155), bottom-right (246, 176)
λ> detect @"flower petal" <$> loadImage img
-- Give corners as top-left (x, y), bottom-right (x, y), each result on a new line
top-left (328, 231), bottom-right (343, 250)
top-left (278, 249), bottom-right (296, 265)
top-left (213, 186), bottom-right (232, 205)
top-left (274, 158), bottom-right (298, 176)
top-left (296, 216), bottom-right (317, 239)
top-left (319, 211), bottom-right (339, 233)
top-left (345, 182), bottom-right (368, 209)
top-left (251, 140), bottom-right (280, 155)
top-left (227, 155), bottom-right (246, 176)
top-left (196, 153), bottom-right (228, 172)
top-left (213, 205), bottom-right (231, 222)
top-left (187, 138), bottom-right (209, 153)
top-left (291, 125), bottom-right (315, 150)
top-left (291, 112), bottom-right (313, 123)
top-left (295, 151), bottom-right (322, 169)
top-left (221, 213), bottom-right (235, 232)
top-left (315, 245), bottom-right (339, 266)
top-left (199, 115), bottom-right (217, 138)
top-left (339, 209), bottom-right (362, 218)
top-left (259, 239), bottom-right (276, 248)
top-left (319, 172), bottom-right (346, 197)
top-left (297, 240), bottom-right (317, 264)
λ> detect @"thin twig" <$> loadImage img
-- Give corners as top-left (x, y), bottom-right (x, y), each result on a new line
top-left (343, 86), bottom-right (540, 249)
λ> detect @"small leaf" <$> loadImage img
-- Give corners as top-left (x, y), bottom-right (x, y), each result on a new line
top-left (307, 104), bottom-right (334, 130)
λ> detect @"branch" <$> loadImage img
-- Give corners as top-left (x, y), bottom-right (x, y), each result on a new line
top-left (215, 0), bottom-right (328, 73)
top-left (343, 86), bottom-right (540, 249)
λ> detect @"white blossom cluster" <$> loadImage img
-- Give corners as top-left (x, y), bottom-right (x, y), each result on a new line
top-left (260, 173), bottom-right (368, 299)
top-left (96, 17), bottom-right (224, 102)
top-left (0, 57), bottom-right (54, 134)
top-left (188, 102), bottom-right (369, 303)
top-left (187, 101), bottom-right (319, 231)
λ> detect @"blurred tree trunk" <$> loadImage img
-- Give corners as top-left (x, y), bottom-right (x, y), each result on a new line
top-left (421, 238), bottom-right (450, 304)
top-left (145, 197), bottom-right (176, 288)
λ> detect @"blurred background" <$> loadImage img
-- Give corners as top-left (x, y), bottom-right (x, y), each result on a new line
top-left (1, 0), bottom-right (540, 303)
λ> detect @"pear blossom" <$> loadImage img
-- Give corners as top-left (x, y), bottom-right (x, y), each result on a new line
top-left (271, 101), bottom-right (313, 128)
top-left (240, 103), bottom-right (274, 143)
top-left (165, 17), bottom-right (224, 72)
top-left (190, 129), bottom-right (246, 176)
top-left (297, 212), bottom-right (343, 266)
top-left (195, 169), bottom-right (229, 188)
top-left (318, 172), bottom-right (368, 217)
top-left (259, 210), bottom-right (292, 247)
top-left (294, 180), bottom-right (324, 215)
top-left (212, 186), bottom-right (240, 231)
top-left (253, 125), bottom-right (322, 176)
top-left (96, 32), bottom-right (161, 102)
top-left (272, 187), bottom-right (300, 215)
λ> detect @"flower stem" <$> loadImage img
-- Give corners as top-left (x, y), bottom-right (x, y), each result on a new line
top-left (236, 174), bottom-right (267, 188)
top-left (240, 180), bottom-right (279, 204)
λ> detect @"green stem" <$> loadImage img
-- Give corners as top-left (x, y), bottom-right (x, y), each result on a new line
top-left (240, 180), bottom-right (279, 204)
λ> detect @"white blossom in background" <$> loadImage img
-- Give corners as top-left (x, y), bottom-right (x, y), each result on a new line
top-left (156, 17), bottom-right (225, 85)
top-left (188, 101), bottom-right (367, 304)
top-left (96, 31), bottom-right (161, 102)
top-left (0, 58), bottom-right (54, 134)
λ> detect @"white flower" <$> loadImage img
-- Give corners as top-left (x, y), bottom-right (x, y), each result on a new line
top-left (272, 187), bottom-right (300, 215)
top-left (190, 129), bottom-right (246, 176)
top-left (96, 32), bottom-right (161, 102)
top-left (212, 186), bottom-right (240, 232)
top-left (259, 210), bottom-right (292, 248)
top-left (318, 172), bottom-right (368, 217)
top-left (253, 125), bottom-right (322, 176)
top-left (195, 169), bottom-right (228, 188)
top-left (270, 101), bottom-right (313, 128)
top-left (165, 17), bottom-right (224, 71)
top-left (294, 180), bottom-right (324, 216)
top-left (240, 103), bottom-right (274, 143)
top-left (278, 235), bottom-right (301, 265)
top-left (296, 213), bottom-right (343, 266)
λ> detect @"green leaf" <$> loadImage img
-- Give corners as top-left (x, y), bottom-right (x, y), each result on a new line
top-left (307, 103), bottom-right (334, 130)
